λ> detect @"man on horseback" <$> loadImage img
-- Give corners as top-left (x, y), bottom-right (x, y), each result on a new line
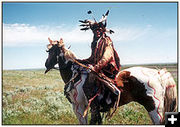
top-left (77, 10), bottom-right (123, 123)
top-left (78, 10), bottom-right (121, 94)
top-left (44, 10), bottom-right (177, 125)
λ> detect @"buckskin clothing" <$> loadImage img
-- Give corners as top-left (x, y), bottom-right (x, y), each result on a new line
top-left (79, 35), bottom-right (120, 79)
top-left (94, 36), bottom-right (120, 76)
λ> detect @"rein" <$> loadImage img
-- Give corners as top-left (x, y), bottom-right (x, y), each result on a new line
top-left (56, 42), bottom-right (118, 92)
top-left (73, 58), bottom-right (116, 84)
top-left (72, 58), bottom-right (121, 118)
top-left (58, 45), bottom-right (121, 118)
top-left (65, 72), bottom-right (79, 85)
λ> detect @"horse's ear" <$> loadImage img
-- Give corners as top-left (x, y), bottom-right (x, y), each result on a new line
top-left (48, 37), bottom-right (53, 44)
top-left (60, 38), bottom-right (63, 43)
top-left (58, 38), bottom-right (64, 47)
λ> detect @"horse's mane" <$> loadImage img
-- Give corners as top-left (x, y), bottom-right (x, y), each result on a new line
top-left (62, 46), bottom-right (77, 62)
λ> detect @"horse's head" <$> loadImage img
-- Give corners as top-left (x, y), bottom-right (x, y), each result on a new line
top-left (45, 37), bottom-right (64, 74)
top-left (79, 10), bottom-right (114, 39)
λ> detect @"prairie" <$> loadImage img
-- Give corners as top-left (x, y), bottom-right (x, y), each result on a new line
top-left (2, 64), bottom-right (177, 125)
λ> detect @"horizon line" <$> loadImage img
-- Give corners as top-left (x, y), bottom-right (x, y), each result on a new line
top-left (2, 62), bottom-right (177, 71)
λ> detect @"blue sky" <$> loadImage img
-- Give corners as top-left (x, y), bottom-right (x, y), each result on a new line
top-left (3, 2), bottom-right (177, 70)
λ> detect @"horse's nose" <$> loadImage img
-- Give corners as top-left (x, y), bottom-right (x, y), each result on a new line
top-left (45, 59), bottom-right (50, 69)
top-left (44, 69), bottom-right (50, 74)
top-left (45, 59), bottom-right (49, 68)
top-left (45, 59), bottom-right (50, 74)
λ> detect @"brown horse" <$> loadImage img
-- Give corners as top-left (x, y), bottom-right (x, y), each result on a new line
top-left (45, 38), bottom-right (177, 125)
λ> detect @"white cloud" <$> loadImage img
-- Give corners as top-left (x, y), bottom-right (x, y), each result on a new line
top-left (3, 23), bottom-right (45, 46)
top-left (3, 23), bottom-right (152, 47)
top-left (2, 23), bottom-right (177, 70)
top-left (3, 23), bottom-right (92, 47)
top-left (110, 24), bottom-right (152, 42)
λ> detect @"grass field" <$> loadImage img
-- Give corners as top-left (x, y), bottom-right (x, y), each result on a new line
top-left (2, 64), bottom-right (178, 125)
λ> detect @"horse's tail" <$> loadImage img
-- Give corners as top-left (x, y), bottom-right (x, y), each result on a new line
top-left (161, 68), bottom-right (177, 123)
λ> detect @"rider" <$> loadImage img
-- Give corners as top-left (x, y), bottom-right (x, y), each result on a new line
top-left (77, 10), bottom-right (123, 123)
top-left (78, 10), bottom-right (121, 94)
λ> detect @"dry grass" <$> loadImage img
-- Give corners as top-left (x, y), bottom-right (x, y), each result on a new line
top-left (2, 64), bottom-right (177, 125)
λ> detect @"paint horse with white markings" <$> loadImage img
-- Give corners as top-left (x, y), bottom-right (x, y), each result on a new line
top-left (45, 38), bottom-right (177, 124)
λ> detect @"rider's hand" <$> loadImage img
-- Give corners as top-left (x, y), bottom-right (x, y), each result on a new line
top-left (88, 64), bottom-right (95, 72)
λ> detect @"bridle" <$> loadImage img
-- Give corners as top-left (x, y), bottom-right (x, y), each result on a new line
top-left (46, 43), bottom-right (68, 70)
top-left (57, 45), bottom-right (70, 70)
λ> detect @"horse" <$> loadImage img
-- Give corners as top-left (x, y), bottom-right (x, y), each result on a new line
top-left (44, 38), bottom-right (177, 125)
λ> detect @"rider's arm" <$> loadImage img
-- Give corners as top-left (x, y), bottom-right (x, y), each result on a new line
top-left (94, 43), bottom-right (113, 72)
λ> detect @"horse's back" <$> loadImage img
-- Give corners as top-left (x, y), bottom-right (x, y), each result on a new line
top-left (122, 66), bottom-right (177, 124)
top-left (123, 67), bottom-right (161, 87)
top-left (123, 66), bottom-right (176, 103)
top-left (123, 66), bottom-right (165, 105)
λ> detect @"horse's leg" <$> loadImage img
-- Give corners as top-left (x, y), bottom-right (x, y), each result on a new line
top-left (72, 103), bottom-right (88, 124)
top-left (146, 86), bottom-right (165, 124)
top-left (78, 103), bottom-right (88, 124)
top-left (142, 88), bottom-right (164, 124)
top-left (89, 98), bottom-right (102, 125)
top-left (90, 111), bottom-right (102, 125)
top-left (97, 112), bottom-right (102, 124)
top-left (146, 93), bottom-right (164, 124)
top-left (148, 107), bottom-right (162, 124)
top-left (82, 73), bottom-right (102, 124)
top-left (71, 89), bottom-right (88, 124)
top-left (137, 92), bottom-right (163, 124)
top-left (71, 85), bottom-right (88, 124)
top-left (70, 73), bottom-right (89, 124)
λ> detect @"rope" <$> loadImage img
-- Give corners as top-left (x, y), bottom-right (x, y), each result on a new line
top-left (63, 48), bottom-right (121, 119)
top-left (65, 72), bottom-right (79, 85)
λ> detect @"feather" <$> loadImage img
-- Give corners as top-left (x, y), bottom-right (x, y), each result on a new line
top-left (87, 10), bottom-right (92, 14)
top-left (79, 24), bottom-right (89, 27)
top-left (79, 20), bottom-right (85, 23)
top-left (104, 20), bottom-right (107, 27)
top-left (105, 10), bottom-right (109, 16)
top-left (79, 20), bottom-right (88, 23)
top-left (110, 29), bottom-right (114, 34)
top-left (80, 27), bottom-right (90, 31)
top-left (68, 45), bottom-right (71, 49)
